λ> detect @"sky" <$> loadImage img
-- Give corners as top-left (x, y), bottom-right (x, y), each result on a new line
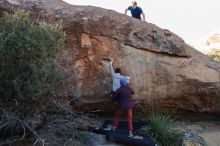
top-left (64, 0), bottom-right (220, 44)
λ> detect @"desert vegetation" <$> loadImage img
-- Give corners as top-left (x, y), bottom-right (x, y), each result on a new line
top-left (136, 104), bottom-right (208, 146)
top-left (207, 49), bottom-right (220, 61)
top-left (0, 10), bottom-right (64, 102)
top-left (0, 10), bottom-right (75, 145)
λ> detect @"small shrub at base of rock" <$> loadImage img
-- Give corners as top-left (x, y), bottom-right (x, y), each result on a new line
top-left (182, 129), bottom-right (207, 146)
top-left (137, 109), bottom-right (182, 146)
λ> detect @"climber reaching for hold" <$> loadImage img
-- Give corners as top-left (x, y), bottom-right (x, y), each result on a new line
top-left (108, 59), bottom-right (130, 101)
top-left (125, 1), bottom-right (145, 21)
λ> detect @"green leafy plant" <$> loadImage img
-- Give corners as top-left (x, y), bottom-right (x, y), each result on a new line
top-left (0, 10), bottom-right (65, 101)
top-left (137, 104), bottom-right (182, 146)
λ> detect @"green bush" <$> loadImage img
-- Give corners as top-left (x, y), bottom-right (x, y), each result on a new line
top-left (0, 10), bottom-right (65, 101)
top-left (137, 107), bottom-right (182, 146)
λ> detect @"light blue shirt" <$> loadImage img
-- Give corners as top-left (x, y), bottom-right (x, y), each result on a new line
top-left (110, 64), bottom-right (130, 92)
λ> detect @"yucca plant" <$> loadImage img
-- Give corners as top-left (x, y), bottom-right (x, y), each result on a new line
top-left (137, 104), bottom-right (183, 146)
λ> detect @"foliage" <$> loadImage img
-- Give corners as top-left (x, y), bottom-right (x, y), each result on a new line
top-left (207, 49), bottom-right (220, 61)
top-left (0, 10), bottom-right (65, 101)
top-left (137, 106), bottom-right (182, 146)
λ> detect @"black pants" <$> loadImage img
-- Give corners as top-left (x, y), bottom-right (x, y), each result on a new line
top-left (110, 91), bottom-right (117, 101)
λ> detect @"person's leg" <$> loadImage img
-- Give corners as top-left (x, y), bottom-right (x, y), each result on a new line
top-left (113, 108), bottom-right (123, 130)
top-left (110, 91), bottom-right (115, 100)
top-left (126, 108), bottom-right (133, 134)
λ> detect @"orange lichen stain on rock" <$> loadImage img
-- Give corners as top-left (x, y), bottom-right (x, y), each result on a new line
top-left (81, 33), bottom-right (91, 48)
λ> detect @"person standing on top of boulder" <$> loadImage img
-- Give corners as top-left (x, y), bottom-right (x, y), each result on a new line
top-left (125, 1), bottom-right (145, 21)
top-left (109, 59), bottom-right (130, 101)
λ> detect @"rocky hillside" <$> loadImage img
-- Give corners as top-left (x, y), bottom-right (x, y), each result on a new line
top-left (195, 30), bottom-right (220, 61)
top-left (196, 30), bottom-right (220, 53)
top-left (1, 0), bottom-right (220, 114)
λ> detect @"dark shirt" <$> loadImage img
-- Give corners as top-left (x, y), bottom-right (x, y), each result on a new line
top-left (128, 6), bottom-right (143, 19)
top-left (115, 86), bottom-right (134, 109)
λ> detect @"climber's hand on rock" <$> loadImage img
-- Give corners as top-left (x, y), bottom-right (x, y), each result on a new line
top-left (110, 58), bottom-right (113, 64)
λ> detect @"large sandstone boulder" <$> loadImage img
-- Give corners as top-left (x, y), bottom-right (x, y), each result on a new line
top-left (1, 0), bottom-right (220, 114)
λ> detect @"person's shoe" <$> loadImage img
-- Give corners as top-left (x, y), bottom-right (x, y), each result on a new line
top-left (128, 131), bottom-right (133, 137)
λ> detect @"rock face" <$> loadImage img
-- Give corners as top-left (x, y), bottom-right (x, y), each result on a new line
top-left (1, 0), bottom-right (220, 114)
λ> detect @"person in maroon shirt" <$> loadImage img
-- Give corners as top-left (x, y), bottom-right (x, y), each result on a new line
top-left (113, 77), bottom-right (134, 137)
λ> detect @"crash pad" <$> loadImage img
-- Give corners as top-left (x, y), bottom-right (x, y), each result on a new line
top-left (89, 120), bottom-right (156, 146)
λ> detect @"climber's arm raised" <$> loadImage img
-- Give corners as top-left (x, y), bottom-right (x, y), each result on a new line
top-left (125, 8), bottom-right (128, 15)
top-left (142, 12), bottom-right (146, 21)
